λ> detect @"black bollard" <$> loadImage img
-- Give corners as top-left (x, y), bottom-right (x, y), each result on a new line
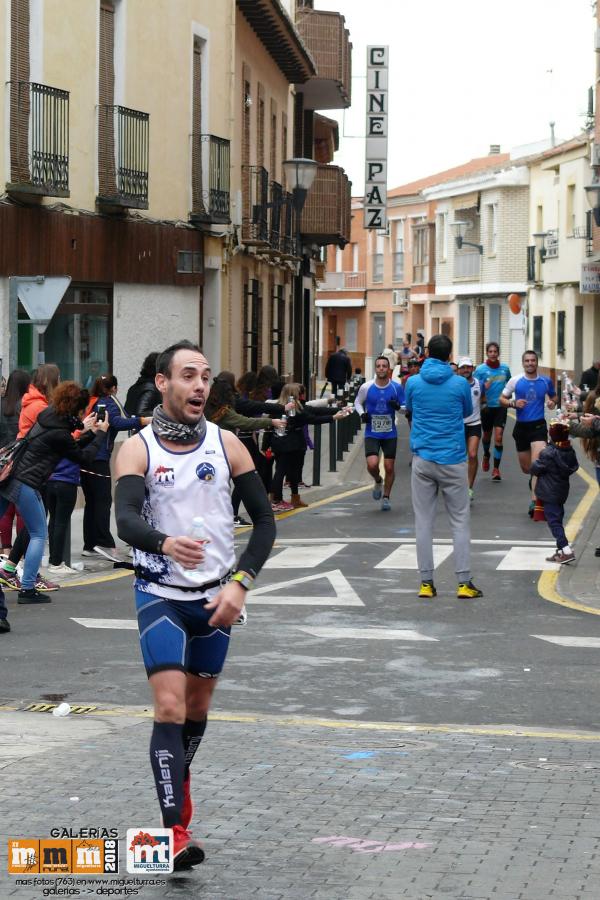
top-left (312, 422), bottom-right (322, 486)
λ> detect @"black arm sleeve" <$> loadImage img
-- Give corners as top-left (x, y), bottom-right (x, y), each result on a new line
top-left (233, 470), bottom-right (276, 578)
top-left (115, 474), bottom-right (168, 554)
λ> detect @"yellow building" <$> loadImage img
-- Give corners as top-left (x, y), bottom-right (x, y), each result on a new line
top-left (0, 0), bottom-right (352, 393)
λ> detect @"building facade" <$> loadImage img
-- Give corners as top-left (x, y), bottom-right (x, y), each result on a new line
top-left (0, 0), bottom-right (352, 395)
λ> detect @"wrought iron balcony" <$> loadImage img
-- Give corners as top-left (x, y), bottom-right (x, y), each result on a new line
top-left (97, 105), bottom-right (149, 209)
top-left (7, 81), bottom-right (69, 197)
top-left (280, 192), bottom-right (300, 259)
top-left (241, 165), bottom-right (269, 245)
top-left (268, 180), bottom-right (284, 252)
top-left (301, 164), bottom-right (351, 247)
top-left (295, 8), bottom-right (352, 110)
top-left (190, 134), bottom-right (230, 226)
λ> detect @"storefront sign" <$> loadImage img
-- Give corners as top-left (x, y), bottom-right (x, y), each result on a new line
top-left (581, 262), bottom-right (600, 294)
top-left (364, 45), bottom-right (389, 230)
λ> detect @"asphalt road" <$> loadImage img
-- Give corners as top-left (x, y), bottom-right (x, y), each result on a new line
top-left (1, 429), bottom-right (597, 733)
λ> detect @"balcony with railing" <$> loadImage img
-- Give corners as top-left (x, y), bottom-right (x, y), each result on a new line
top-left (454, 250), bottom-right (481, 279)
top-left (322, 271), bottom-right (366, 290)
top-left (267, 180), bottom-right (284, 253)
top-left (295, 8), bottom-right (352, 110)
top-left (280, 191), bottom-right (300, 259)
top-left (97, 105), bottom-right (149, 209)
top-left (301, 164), bottom-right (351, 247)
top-left (190, 134), bottom-right (230, 226)
top-left (7, 81), bottom-right (69, 197)
top-left (241, 165), bottom-right (269, 246)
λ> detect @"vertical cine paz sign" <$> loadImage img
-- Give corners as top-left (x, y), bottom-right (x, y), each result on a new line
top-left (364, 45), bottom-right (389, 230)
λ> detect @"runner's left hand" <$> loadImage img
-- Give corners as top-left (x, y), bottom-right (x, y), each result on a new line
top-left (205, 581), bottom-right (246, 627)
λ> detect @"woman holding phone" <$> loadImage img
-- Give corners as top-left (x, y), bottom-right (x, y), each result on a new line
top-left (80, 374), bottom-right (151, 559)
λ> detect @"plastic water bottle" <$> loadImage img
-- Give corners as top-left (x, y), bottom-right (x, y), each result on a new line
top-left (288, 396), bottom-right (296, 417)
top-left (276, 414), bottom-right (287, 437)
top-left (188, 516), bottom-right (206, 572)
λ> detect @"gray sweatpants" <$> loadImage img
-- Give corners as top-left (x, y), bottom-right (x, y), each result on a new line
top-left (411, 455), bottom-right (471, 582)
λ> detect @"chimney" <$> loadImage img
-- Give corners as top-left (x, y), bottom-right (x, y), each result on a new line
top-left (489, 144), bottom-right (501, 155)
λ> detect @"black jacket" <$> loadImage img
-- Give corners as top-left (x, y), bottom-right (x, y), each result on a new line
top-left (579, 366), bottom-right (600, 391)
top-left (530, 443), bottom-right (579, 505)
top-left (125, 378), bottom-right (161, 416)
top-left (265, 408), bottom-right (337, 454)
top-left (325, 351), bottom-right (352, 384)
top-left (12, 407), bottom-right (105, 491)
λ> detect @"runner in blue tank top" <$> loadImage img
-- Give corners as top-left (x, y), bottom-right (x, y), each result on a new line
top-left (473, 341), bottom-right (511, 482)
top-left (354, 356), bottom-right (405, 511)
top-left (501, 349), bottom-right (556, 517)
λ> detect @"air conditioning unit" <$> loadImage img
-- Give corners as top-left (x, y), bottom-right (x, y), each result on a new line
top-left (392, 289), bottom-right (409, 309)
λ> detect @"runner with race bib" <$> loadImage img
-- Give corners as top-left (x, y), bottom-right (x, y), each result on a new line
top-left (354, 356), bottom-right (405, 511)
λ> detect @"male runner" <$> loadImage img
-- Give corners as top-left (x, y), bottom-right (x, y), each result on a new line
top-left (500, 349), bottom-right (556, 516)
top-left (354, 356), bottom-right (405, 511)
top-left (115, 340), bottom-right (275, 870)
top-left (457, 357), bottom-right (485, 501)
top-left (474, 342), bottom-right (511, 481)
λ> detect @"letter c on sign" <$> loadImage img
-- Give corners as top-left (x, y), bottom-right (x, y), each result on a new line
top-left (369, 47), bottom-right (386, 66)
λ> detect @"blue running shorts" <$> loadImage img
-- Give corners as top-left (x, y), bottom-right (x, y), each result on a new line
top-left (135, 586), bottom-right (231, 679)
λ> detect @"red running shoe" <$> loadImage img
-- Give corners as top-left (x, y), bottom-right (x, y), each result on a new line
top-left (172, 825), bottom-right (204, 870)
top-left (181, 773), bottom-right (194, 830)
top-left (492, 468), bottom-right (501, 481)
top-left (482, 456), bottom-right (490, 472)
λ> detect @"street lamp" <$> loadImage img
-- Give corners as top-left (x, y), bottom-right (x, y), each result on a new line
top-left (449, 220), bottom-right (483, 254)
top-left (283, 158), bottom-right (319, 394)
top-left (584, 181), bottom-right (600, 226)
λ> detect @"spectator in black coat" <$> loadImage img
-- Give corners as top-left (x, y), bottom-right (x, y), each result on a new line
top-left (325, 348), bottom-right (352, 394)
top-left (124, 352), bottom-right (162, 416)
top-left (579, 360), bottom-right (600, 392)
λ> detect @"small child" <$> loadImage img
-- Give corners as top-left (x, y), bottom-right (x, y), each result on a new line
top-left (530, 421), bottom-right (579, 564)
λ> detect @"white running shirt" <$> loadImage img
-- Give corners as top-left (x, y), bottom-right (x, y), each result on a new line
top-left (134, 422), bottom-right (235, 600)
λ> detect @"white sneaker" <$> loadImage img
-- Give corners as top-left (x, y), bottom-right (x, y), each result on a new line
top-left (81, 549), bottom-right (97, 557)
top-left (93, 546), bottom-right (123, 562)
top-left (47, 563), bottom-right (79, 577)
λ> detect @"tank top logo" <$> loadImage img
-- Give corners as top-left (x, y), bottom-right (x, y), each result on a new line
top-left (196, 461), bottom-right (216, 483)
top-left (154, 464), bottom-right (175, 487)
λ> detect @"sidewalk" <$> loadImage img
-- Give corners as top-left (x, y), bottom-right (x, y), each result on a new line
top-left (556, 458), bottom-right (600, 611)
top-left (2, 708), bottom-right (600, 899)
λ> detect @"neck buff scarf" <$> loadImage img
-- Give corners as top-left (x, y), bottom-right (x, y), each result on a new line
top-left (485, 358), bottom-right (500, 369)
top-left (151, 404), bottom-right (207, 445)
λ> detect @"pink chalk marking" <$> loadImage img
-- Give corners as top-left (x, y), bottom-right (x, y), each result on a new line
top-left (312, 836), bottom-right (433, 854)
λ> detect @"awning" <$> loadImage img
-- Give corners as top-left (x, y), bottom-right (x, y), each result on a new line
top-left (453, 191), bottom-right (479, 210)
top-left (236, 0), bottom-right (316, 84)
top-left (316, 298), bottom-right (366, 308)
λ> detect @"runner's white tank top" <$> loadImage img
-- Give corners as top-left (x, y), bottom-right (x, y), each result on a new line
top-left (134, 422), bottom-right (235, 601)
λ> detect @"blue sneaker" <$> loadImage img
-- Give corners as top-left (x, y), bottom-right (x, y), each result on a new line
top-left (372, 481), bottom-right (383, 501)
top-left (381, 497), bottom-right (391, 511)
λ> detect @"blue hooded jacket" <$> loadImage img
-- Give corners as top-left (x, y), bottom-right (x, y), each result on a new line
top-left (405, 358), bottom-right (472, 464)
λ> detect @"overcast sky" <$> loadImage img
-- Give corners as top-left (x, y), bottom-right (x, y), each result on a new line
top-left (315, 0), bottom-right (596, 192)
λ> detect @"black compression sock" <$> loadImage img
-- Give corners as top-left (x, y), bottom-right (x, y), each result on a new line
top-left (183, 718), bottom-right (207, 776)
top-left (150, 722), bottom-right (185, 827)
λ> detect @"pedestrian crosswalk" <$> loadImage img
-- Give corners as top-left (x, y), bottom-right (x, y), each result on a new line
top-left (263, 541), bottom-right (561, 572)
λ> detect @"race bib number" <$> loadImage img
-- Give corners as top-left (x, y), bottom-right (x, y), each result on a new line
top-left (371, 414), bottom-right (392, 434)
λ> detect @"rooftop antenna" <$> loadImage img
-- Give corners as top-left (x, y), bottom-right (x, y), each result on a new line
top-left (549, 121), bottom-right (556, 147)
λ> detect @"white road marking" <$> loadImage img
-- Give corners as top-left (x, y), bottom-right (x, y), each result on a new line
top-left (532, 635), bottom-right (600, 648)
top-left (71, 617), bottom-right (137, 630)
top-left (496, 547), bottom-right (560, 571)
top-left (254, 538), bottom-right (556, 546)
top-left (264, 543), bottom-right (346, 569)
top-left (248, 570), bottom-right (364, 606)
top-left (298, 627), bottom-right (438, 642)
top-left (375, 544), bottom-right (453, 570)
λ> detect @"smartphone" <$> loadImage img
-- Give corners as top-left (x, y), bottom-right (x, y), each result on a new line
top-left (96, 403), bottom-right (106, 422)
